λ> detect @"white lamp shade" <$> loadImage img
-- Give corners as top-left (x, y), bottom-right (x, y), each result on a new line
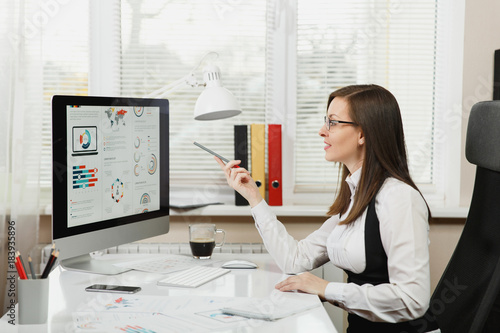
top-left (194, 65), bottom-right (242, 120)
top-left (194, 87), bottom-right (242, 120)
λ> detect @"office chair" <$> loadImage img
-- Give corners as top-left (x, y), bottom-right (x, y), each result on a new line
top-left (412, 100), bottom-right (500, 333)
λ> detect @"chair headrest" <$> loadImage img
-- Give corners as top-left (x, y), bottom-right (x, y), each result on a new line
top-left (466, 100), bottom-right (500, 172)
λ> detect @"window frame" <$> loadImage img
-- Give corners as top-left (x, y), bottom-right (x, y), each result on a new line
top-left (266, 0), bottom-right (465, 209)
top-left (40, 0), bottom-right (465, 212)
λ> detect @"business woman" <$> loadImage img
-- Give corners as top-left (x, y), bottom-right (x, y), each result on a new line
top-left (215, 84), bottom-right (431, 332)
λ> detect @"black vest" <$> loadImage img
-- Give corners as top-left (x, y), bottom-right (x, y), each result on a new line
top-left (343, 197), bottom-right (423, 333)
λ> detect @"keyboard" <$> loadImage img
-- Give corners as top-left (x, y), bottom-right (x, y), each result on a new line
top-left (157, 266), bottom-right (230, 288)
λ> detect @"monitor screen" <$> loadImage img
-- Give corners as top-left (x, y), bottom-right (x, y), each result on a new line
top-left (52, 95), bottom-right (169, 274)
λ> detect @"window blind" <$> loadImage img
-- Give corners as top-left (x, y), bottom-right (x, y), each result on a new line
top-left (120, 0), bottom-right (269, 187)
top-left (39, 1), bottom-right (90, 203)
top-left (295, 0), bottom-right (437, 190)
top-left (27, 0), bottom-right (444, 207)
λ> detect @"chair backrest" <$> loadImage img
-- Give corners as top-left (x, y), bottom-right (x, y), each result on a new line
top-left (415, 101), bottom-right (500, 333)
top-left (465, 101), bottom-right (500, 170)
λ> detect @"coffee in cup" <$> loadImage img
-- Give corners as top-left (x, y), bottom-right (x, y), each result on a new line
top-left (189, 223), bottom-right (225, 259)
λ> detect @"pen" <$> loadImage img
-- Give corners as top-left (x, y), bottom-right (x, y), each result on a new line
top-left (28, 256), bottom-right (37, 279)
top-left (41, 250), bottom-right (59, 279)
top-left (15, 252), bottom-right (28, 280)
top-left (193, 141), bottom-right (239, 167)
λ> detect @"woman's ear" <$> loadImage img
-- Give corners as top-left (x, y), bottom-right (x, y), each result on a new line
top-left (358, 131), bottom-right (365, 146)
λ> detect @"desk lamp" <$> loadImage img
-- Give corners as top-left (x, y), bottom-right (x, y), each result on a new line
top-left (146, 52), bottom-right (242, 121)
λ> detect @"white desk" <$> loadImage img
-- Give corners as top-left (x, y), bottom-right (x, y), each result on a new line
top-left (1, 253), bottom-right (337, 332)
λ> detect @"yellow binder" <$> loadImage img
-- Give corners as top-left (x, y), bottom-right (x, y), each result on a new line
top-left (251, 124), bottom-right (266, 199)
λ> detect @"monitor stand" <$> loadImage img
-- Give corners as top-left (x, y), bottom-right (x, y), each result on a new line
top-left (60, 253), bottom-right (131, 275)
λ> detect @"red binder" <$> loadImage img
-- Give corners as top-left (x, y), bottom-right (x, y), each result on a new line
top-left (268, 124), bottom-right (282, 206)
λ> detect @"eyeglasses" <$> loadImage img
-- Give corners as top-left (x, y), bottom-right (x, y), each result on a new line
top-left (324, 116), bottom-right (357, 131)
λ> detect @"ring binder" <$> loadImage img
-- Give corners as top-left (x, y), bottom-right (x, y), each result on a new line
top-left (268, 124), bottom-right (282, 206)
top-left (251, 124), bottom-right (266, 199)
top-left (234, 125), bottom-right (249, 206)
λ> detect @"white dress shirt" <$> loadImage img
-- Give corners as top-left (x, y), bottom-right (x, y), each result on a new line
top-left (251, 169), bottom-right (430, 323)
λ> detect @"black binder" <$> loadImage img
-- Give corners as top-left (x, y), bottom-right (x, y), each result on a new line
top-left (234, 125), bottom-right (249, 206)
top-left (494, 49), bottom-right (500, 100)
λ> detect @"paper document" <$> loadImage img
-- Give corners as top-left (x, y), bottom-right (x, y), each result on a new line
top-left (73, 311), bottom-right (217, 332)
top-left (73, 295), bottom-right (250, 331)
top-left (221, 292), bottom-right (321, 321)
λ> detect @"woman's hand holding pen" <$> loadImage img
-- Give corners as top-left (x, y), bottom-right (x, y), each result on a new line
top-left (275, 272), bottom-right (329, 301)
top-left (214, 156), bottom-right (263, 207)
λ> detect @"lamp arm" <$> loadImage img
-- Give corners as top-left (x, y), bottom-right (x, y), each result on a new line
top-left (144, 73), bottom-right (198, 99)
top-left (144, 52), bottom-right (219, 99)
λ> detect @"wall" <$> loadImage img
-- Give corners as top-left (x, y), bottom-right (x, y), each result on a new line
top-left (460, 0), bottom-right (500, 205)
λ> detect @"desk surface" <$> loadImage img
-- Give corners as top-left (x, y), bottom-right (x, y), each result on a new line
top-left (2, 253), bottom-right (337, 333)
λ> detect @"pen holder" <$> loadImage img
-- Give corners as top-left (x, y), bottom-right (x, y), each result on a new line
top-left (18, 275), bottom-right (49, 325)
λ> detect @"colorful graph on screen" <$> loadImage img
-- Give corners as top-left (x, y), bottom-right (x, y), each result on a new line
top-left (148, 154), bottom-right (157, 175)
top-left (80, 129), bottom-right (92, 149)
top-left (72, 165), bottom-right (98, 189)
top-left (72, 126), bottom-right (97, 153)
top-left (134, 106), bottom-right (144, 117)
top-left (104, 107), bottom-right (128, 129)
top-left (111, 178), bottom-right (124, 203)
top-left (140, 193), bottom-right (151, 204)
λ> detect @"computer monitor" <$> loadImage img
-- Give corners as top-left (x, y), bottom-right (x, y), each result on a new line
top-left (51, 95), bottom-right (169, 275)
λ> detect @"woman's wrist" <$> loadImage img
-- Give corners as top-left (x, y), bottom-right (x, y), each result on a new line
top-left (248, 194), bottom-right (264, 208)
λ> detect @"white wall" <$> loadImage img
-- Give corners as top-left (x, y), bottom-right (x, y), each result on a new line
top-left (460, 0), bottom-right (500, 205)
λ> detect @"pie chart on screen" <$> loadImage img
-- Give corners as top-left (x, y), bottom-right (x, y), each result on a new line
top-left (80, 129), bottom-right (91, 149)
top-left (148, 154), bottom-right (157, 175)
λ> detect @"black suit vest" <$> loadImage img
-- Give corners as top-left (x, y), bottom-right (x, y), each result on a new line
top-left (343, 197), bottom-right (423, 333)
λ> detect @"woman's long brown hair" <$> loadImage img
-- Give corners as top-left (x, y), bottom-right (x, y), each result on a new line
top-left (327, 84), bottom-right (430, 224)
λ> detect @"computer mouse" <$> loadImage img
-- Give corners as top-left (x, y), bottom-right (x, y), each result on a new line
top-left (221, 260), bottom-right (258, 269)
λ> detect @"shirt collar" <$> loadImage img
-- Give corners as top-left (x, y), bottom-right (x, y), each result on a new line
top-left (345, 167), bottom-right (362, 196)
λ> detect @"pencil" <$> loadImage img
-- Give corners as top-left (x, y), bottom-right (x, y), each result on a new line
top-left (50, 242), bottom-right (56, 255)
top-left (50, 251), bottom-right (59, 273)
top-left (15, 252), bottom-right (28, 280)
top-left (41, 250), bottom-right (59, 279)
top-left (17, 251), bottom-right (28, 279)
top-left (28, 256), bottom-right (37, 279)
